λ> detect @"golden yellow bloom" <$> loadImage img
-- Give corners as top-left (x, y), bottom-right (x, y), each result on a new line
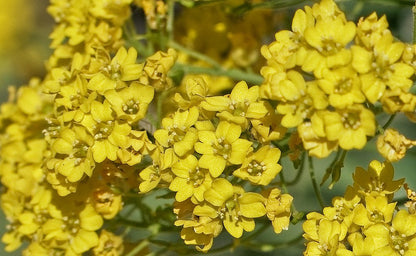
top-left (174, 75), bottom-right (209, 110)
top-left (233, 145), bottom-right (282, 186)
top-left (351, 160), bottom-right (404, 199)
top-left (303, 218), bottom-right (350, 256)
top-left (364, 210), bottom-right (416, 256)
top-left (263, 188), bottom-right (293, 234)
top-left (298, 118), bottom-right (338, 158)
top-left (194, 178), bottom-right (266, 238)
top-left (140, 48), bottom-right (177, 91)
top-left (104, 82), bottom-right (154, 123)
top-left (93, 230), bottom-right (124, 256)
top-left (381, 88), bottom-right (416, 116)
top-left (92, 186), bottom-right (123, 219)
top-left (170, 154), bottom-right (212, 203)
top-left (195, 121), bottom-right (252, 177)
top-left (201, 81), bottom-right (268, 128)
top-left (250, 104), bottom-right (287, 143)
top-left (88, 47), bottom-right (143, 94)
top-left (47, 126), bottom-right (95, 184)
top-left (352, 196), bottom-right (396, 228)
top-left (322, 195), bottom-right (360, 229)
top-left (154, 107), bottom-right (199, 157)
top-left (377, 128), bottom-right (416, 162)
top-left (322, 104), bottom-right (376, 150)
top-left (174, 199), bottom-right (221, 252)
top-left (139, 149), bottom-right (175, 193)
top-left (318, 66), bottom-right (365, 109)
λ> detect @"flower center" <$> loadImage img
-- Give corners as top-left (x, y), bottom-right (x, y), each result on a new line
top-left (247, 160), bottom-right (266, 176)
top-left (341, 112), bottom-right (361, 129)
top-left (213, 137), bottom-right (232, 160)
top-left (94, 120), bottom-right (114, 140)
top-left (390, 228), bottom-right (409, 255)
top-left (122, 99), bottom-right (140, 114)
top-left (334, 78), bottom-right (352, 94)
top-left (188, 167), bottom-right (205, 187)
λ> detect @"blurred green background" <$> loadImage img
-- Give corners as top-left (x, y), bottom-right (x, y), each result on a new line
top-left (0, 0), bottom-right (415, 255)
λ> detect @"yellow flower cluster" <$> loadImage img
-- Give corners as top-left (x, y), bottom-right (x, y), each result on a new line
top-left (302, 160), bottom-right (416, 256)
top-left (0, 0), bottom-right (177, 255)
top-left (144, 79), bottom-right (292, 251)
top-left (1, 0), bottom-right (415, 254)
top-left (260, 0), bottom-right (416, 158)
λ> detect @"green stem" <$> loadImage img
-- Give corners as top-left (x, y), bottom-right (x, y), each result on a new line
top-left (168, 41), bottom-right (222, 68)
top-left (244, 233), bottom-right (304, 250)
top-left (156, 90), bottom-right (169, 129)
top-left (166, 0), bottom-right (175, 43)
top-left (382, 113), bottom-right (396, 130)
top-left (287, 151), bottom-right (306, 186)
top-left (126, 239), bottom-right (150, 256)
top-left (308, 156), bottom-right (325, 209)
top-left (174, 63), bottom-right (264, 85)
top-left (412, 0), bottom-right (416, 41)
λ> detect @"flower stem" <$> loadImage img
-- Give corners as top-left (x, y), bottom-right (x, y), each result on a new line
top-left (173, 63), bottom-right (264, 85)
top-left (168, 41), bottom-right (222, 68)
top-left (308, 156), bottom-right (325, 209)
top-left (413, 3), bottom-right (416, 43)
top-left (126, 239), bottom-right (150, 256)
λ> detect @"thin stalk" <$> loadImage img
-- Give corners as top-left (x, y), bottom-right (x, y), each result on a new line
top-left (166, 0), bottom-right (175, 43)
top-left (412, 1), bottom-right (416, 43)
top-left (174, 63), bottom-right (264, 85)
top-left (156, 90), bottom-right (169, 129)
top-left (244, 233), bottom-right (304, 250)
top-left (126, 239), bottom-right (150, 256)
top-left (287, 151), bottom-right (306, 186)
top-left (382, 113), bottom-right (396, 130)
top-left (168, 41), bottom-right (222, 68)
top-left (308, 156), bottom-right (325, 209)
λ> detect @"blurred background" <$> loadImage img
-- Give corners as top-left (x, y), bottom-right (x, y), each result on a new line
top-left (0, 0), bottom-right (415, 255)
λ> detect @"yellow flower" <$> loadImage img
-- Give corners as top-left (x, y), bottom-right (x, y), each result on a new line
top-left (377, 128), bottom-right (416, 162)
top-left (352, 33), bottom-right (413, 103)
top-left (141, 48), bottom-right (177, 91)
top-left (194, 178), bottom-right (266, 238)
top-left (48, 126), bottom-right (95, 183)
top-left (381, 88), bottom-right (416, 115)
top-left (364, 210), bottom-right (416, 256)
top-left (351, 160), bottom-right (404, 199)
top-left (276, 81), bottom-right (327, 128)
top-left (262, 188), bottom-right (293, 234)
top-left (355, 12), bottom-right (389, 49)
top-left (352, 196), bottom-right (396, 228)
top-left (104, 82), bottom-right (154, 123)
top-left (250, 104), bottom-right (287, 143)
top-left (174, 199), bottom-right (221, 252)
top-left (117, 130), bottom-right (156, 166)
top-left (92, 186), bottom-right (123, 219)
top-left (174, 75), bottom-right (209, 110)
top-left (260, 70), bottom-right (306, 102)
top-left (201, 81), bottom-right (268, 127)
top-left (303, 218), bottom-right (350, 256)
top-left (322, 104), bottom-right (376, 150)
top-left (154, 106), bottom-right (199, 157)
top-left (93, 230), bottom-right (124, 256)
top-left (298, 117), bottom-right (338, 158)
top-left (233, 145), bottom-right (282, 186)
top-left (195, 121), bottom-right (252, 177)
top-left (322, 195), bottom-right (361, 229)
top-left (88, 47), bottom-right (143, 94)
top-left (139, 148), bottom-right (175, 193)
top-left (170, 155), bottom-right (212, 203)
top-left (81, 101), bottom-right (132, 163)
top-left (318, 66), bottom-right (365, 109)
